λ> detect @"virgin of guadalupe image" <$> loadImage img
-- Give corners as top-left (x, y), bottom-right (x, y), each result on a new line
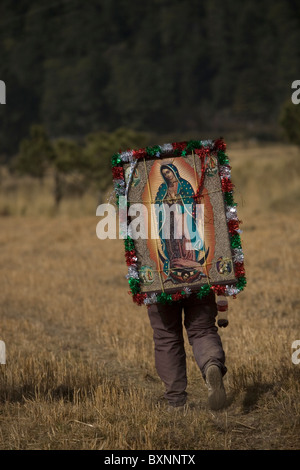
top-left (154, 163), bottom-right (210, 284)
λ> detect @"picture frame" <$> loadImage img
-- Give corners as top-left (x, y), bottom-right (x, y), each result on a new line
top-left (111, 138), bottom-right (246, 306)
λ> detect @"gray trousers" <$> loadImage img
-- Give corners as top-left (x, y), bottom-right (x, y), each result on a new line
top-left (147, 291), bottom-right (227, 406)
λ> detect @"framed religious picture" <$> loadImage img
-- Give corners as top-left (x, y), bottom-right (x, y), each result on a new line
top-left (111, 138), bottom-right (246, 307)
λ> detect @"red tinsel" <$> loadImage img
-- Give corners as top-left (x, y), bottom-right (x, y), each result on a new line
top-left (227, 219), bottom-right (240, 235)
top-left (195, 148), bottom-right (210, 158)
top-left (172, 141), bottom-right (187, 151)
top-left (214, 138), bottom-right (227, 152)
top-left (112, 166), bottom-right (124, 180)
top-left (172, 292), bottom-right (185, 301)
top-left (132, 292), bottom-right (147, 305)
top-left (234, 262), bottom-right (245, 277)
top-left (221, 177), bottom-right (234, 192)
top-left (125, 250), bottom-right (137, 266)
top-left (212, 285), bottom-right (226, 296)
top-left (133, 148), bottom-right (147, 160)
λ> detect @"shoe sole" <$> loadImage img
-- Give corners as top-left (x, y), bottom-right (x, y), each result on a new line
top-left (206, 365), bottom-right (226, 411)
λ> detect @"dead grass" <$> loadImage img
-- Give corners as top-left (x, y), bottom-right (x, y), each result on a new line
top-left (0, 142), bottom-right (299, 450)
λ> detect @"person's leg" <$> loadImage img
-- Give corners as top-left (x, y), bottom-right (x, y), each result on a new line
top-left (183, 291), bottom-right (227, 409)
top-left (183, 292), bottom-right (227, 380)
top-left (147, 301), bottom-right (187, 407)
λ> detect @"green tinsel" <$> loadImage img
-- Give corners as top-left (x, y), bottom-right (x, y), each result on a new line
top-left (217, 151), bottom-right (229, 166)
top-left (157, 292), bottom-right (173, 304)
top-left (111, 153), bottom-right (122, 167)
top-left (186, 140), bottom-right (202, 151)
top-left (173, 148), bottom-right (182, 157)
top-left (230, 233), bottom-right (242, 249)
top-left (224, 192), bottom-right (235, 206)
top-left (196, 284), bottom-right (212, 299)
top-left (128, 278), bottom-right (140, 294)
top-left (146, 145), bottom-right (161, 157)
top-left (124, 236), bottom-right (135, 251)
top-left (236, 276), bottom-right (247, 291)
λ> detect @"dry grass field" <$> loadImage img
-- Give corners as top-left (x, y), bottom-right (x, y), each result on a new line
top-left (0, 141), bottom-right (299, 450)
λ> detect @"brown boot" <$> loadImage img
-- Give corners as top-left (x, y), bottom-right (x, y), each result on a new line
top-left (206, 365), bottom-right (226, 411)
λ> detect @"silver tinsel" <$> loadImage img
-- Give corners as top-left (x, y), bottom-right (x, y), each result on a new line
top-left (126, 266), bottom-right (139, 279)
top-left (225, 286), bottom-right (240, 296)
top-left (114, 187), bottom-right (125, 196)
top-left (143, 293), bottom-right (158, 305)
top-left (201, 139), bottom-right (214, 149)
top-left (183, 287), bottom-right (192, 296)
top-left (226, 206), bottom-right (238, 220)
top-left (219, 165), bottom-right (231, 179)
top-left (113, 179), bottom-right (126, 195)
top-left (232, 248), bottom-right (244, 263)
top-left (120, 150), bottom-right (134, 162)
top-left (159, 143), bottom-right (173, 154)
top-left (114, 178), bottom-right (125, 186)
top-left (127, 223), bottom-right (134, 239)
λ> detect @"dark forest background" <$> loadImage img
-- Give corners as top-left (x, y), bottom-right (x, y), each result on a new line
top-left (0, 0), bottom-right (299, 160)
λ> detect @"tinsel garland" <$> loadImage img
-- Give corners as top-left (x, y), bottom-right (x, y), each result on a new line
top-left (111, 138), bottom-right (246, 306)
top-left (196, 284), bottom-right (212, 299)
top-left (112, 166), bottom-right (124, 180)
